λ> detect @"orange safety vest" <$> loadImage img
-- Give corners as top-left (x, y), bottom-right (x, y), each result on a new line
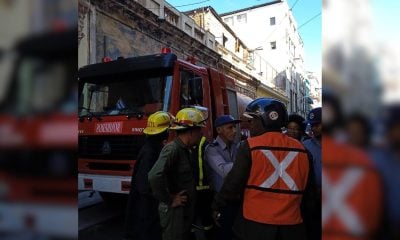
top-left (322, 136), bottom-right (382, 240)
top-left (244, 132), bottom-right (310, 225)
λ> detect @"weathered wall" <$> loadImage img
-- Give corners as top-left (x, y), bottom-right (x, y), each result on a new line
top-left (79, 0), bottom-right (220, 67)
top-left (78, 0), bottom-right (264, 99)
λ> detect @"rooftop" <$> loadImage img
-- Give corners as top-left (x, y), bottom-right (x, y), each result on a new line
top-left (184, 6), bottom-right (250, 50)
top-left (220, 0), bottom-right (282, 17)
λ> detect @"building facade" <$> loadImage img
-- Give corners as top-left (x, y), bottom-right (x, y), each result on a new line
top-left (185, 6), bottom-right (259, 98)
top-left (185, 6), bottom-right (288, 101)
top-left (78, 0), bottom-right (259, 99)
top-left (220, 0), bottom-right (307, 114)
top-left (323, 0), bottom-right (381, 118)
top-left (78, 0), bottom-right (220, 69)
top-left (305, 71), bottom-right (321, 109)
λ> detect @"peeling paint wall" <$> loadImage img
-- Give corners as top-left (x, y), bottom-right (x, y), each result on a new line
top-left (79, 0), bottom-right (220, 67)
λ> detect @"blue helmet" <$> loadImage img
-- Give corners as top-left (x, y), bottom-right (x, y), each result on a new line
top-left (243, 98), bottom-right (288, 130)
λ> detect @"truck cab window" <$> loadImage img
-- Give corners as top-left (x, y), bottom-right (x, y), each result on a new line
top-left (79, 73), bottom-right (173, 117)
top-left (180, 70), bottom-right (203, 107)
top-left (15, 58), bottom-right (68, 114)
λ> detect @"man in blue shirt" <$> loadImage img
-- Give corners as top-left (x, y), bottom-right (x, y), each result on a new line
top-left (302, 107), bottom-right (321, 188)
top-left (302, 107), bottom-right (322, 240)
top-left (205, 115), bottom-right (241, 240)
top-left (370, 105), bottom-right (400, 239)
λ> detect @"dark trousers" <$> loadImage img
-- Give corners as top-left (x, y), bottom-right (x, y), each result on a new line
top-left (124, 191), bottom-right (162, 240)
top-left (302, 188), bottom-right (321, 240)
top-left (232, 212), bottom-right (307, 240)
top-left (303, 201), bottom-right (321, 240)
top-left (192, 190), bottom-right (215, 240)
top-left (214, 201), bottom-right (240, 240)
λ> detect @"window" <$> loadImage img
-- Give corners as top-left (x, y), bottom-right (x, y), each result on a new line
top-left (208, 39), bottom-right (214, 48)
top-left (164, 7), bottom-right (179, 26)
top-left (222, 34), bottom-right (228, 47)
top-left (180, 70), bottom-right (203, 107)
top-left (224, 17), bottom-right (233, 25)
top-left (270, 17), bottom-right (276, 25)
top-left (235, 39), bottom-right (240, 52)
top-left (184, 23), bottom-right (192, 34)
top-left (17, 58), bottom-right (68, 113)
top-left (79, 73), bottom-right (171, 116)
top-left (227, 89), bottom-right (242, 141)
top-left (237, 13), bottom-right (247, 23)
top-left (194, 29), bottom-right (204, 41)
top-left (227, 90), bottom-right (239, 120)
top-left (270, 41), bottom-right (276, 50)
top-left (290, 90), bottom-right (294, 113)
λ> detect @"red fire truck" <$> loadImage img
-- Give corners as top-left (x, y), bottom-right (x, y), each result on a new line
top-left (78, 49), bottom-right (252, 199)
top-left (0, 29), bottom-right (77, 238)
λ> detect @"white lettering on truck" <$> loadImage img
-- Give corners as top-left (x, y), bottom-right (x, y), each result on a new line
top-left (131, 128), bottom-right (144, 133)
top-left (95, 122), bottom-right (123, 133)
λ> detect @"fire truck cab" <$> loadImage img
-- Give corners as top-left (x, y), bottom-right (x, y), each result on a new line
top-left (0, 29), bottom-right (77, 238)
top-left (78, 51), bottom-right (251, 196)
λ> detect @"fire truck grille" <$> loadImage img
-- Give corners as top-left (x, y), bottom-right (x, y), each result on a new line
top-left (78, 135), bottom-right (146, 160)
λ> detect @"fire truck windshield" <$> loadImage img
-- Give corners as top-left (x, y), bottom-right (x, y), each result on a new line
top-left (0, 56), bottom-right (74, 114)
top-left (79, 73), bottom-right (173, 117)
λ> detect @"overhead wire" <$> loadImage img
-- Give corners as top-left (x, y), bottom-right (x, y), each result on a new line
top-left (297, 12), bottom-right (321, 30)
top-left (174, 0), bottom-right (210, 8)
top-left (275, 11), bottom-right (321, 42)
top-left (139, 0), bottom-right (211, 9)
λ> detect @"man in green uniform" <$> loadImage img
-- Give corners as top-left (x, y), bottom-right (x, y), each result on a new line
top-left (149, 108), bottom-right (207, 240)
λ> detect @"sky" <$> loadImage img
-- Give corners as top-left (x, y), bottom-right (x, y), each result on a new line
top-left (371, 0), bottom-right (400, 44)
top-left (370, 0), bottom-right (400, 103)
top-left (166, 0), bottom-right (322, 74)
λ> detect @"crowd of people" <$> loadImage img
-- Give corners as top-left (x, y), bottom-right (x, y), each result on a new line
top-left (122, 94), bottom-right (400, 240)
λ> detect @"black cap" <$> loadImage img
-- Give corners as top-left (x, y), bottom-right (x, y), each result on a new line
top-left (307, 107), bottom-right (321, 125)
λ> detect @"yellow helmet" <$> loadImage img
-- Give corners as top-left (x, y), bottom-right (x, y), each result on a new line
top-left (143, 111), bottom-right (172, 135)
top-left (170, 108), bottom-right (207, 130)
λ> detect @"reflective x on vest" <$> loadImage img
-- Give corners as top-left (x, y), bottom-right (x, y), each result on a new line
top-left (322, 168), bottom-right (365, 235)
top-left (259, 150), bottom-right (299, 191)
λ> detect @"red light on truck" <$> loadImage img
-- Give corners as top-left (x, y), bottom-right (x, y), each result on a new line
top-left (121, 181), bottom-right (131, 192)
top-left (84, 179), bottom-right (93, 189)
top-left (102, 56), bottom-right (113, 62)
top-left (161, 47), bottom-right (171, 54)
top-left (186, 56), bottom-right (196, 64)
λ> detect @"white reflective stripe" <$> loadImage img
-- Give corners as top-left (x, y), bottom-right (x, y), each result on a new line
top-left (259, 150), bottom-right (299, 191)
top-left (78, 173), bottom-right (131, 194)
top-left (0, 202), bottom-right (77, 238)
top-left (322, 168), bottom-right (365, 235)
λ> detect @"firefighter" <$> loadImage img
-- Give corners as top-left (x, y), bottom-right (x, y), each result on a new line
top-left (205, 115), bottom-right (242, 240)
top-left (212, 98), bottom-right (318, 240)
top-left (148, 108), bottom-right (206, 240)
top-left (124, 111), bottom-right (172, 240)
top-left (322, 91), bottom-right (383, 240)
